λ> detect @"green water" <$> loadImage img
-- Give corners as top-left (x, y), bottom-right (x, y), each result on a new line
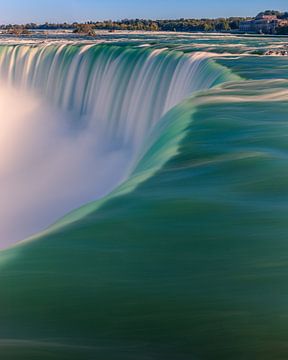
top-left (1, 34), bottom-right (288, 359)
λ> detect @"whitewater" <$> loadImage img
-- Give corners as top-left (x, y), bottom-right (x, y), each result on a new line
top-left (1, 32), bottom-right (288, 360)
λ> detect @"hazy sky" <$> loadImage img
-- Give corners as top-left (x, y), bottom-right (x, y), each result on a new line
top-left (0, 0), bottom-right (287, 24)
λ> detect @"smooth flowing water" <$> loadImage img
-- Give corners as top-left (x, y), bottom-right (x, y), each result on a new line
top-left (0, 32), bottom-right (288, 359)
top-left (0, 44), bottom-right (233, 246)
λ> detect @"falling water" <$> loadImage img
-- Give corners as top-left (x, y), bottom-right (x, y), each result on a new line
top-left (0, 44), bottom-right (232, 246)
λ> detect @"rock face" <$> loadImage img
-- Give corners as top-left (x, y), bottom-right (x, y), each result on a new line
top-left (73, 24), bottom-right (95, 36)
top-left (7, 26), bottom-right (30, 36)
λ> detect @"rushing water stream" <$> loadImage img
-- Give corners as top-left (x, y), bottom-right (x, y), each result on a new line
top-left (0, 32), bottom-right (288, 359)
top-left (0, 44), bottom-right (235, 246)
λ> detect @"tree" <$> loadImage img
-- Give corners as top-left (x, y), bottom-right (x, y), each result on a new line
top-left (149, 22), bottom-right (159, 31)
top-left (276, 26), bottom-right (288, 35)
top-left (203, 23), bottom-right (214, 32)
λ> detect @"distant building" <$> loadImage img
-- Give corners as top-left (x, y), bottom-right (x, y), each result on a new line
top-left (239, 20), bottom-right (254, 33)
top-left (240, 13), bottom-right (288, 34)
top-left (253, 14), bottom-right (279, 33)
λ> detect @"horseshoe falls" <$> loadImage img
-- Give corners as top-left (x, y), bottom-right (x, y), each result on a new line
top-left (1, 33), bottom-right (288, 359)
top-left (0, 45), bottom-right (232, 246)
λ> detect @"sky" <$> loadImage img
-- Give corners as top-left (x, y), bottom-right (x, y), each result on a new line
top-left (0, 0), bottom-right (287, 24)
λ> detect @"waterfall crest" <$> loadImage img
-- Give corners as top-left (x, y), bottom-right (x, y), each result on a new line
top-left (0, 44), bottom-right (234, 246)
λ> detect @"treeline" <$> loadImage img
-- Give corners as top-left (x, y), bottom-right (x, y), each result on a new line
top-left (0, 18), bottom-right (248, 33)
top-left (0, 22), bottom-right (73, 30)
top-left (90, 18), bottom-right (247, 32)
top-left (1, 10), bottom-right (287, 34)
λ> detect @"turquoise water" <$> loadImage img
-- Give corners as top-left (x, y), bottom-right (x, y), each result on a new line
top-left (0, 33), bottom-right (288, 359)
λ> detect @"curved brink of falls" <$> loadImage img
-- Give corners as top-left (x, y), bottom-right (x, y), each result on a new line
top-left (0, 44), bottom-right (238, 247)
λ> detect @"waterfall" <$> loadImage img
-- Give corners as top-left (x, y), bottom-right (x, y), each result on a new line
top-left (0, 43), bottom-right (234, 246)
